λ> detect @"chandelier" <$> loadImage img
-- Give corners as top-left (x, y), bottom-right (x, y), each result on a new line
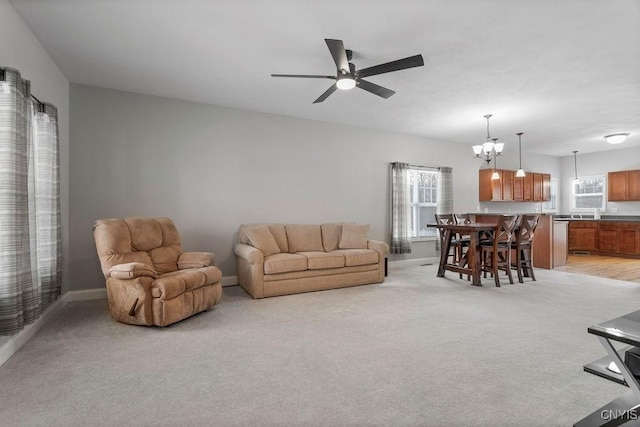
top-left (472, 114), bottom-right (504, 166)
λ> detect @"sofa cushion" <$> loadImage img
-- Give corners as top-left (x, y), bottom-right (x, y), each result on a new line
top-left (298, 251), bottom-right (345, 270)
top-left (321, 222), bottom-right (354, 252)
top-left (331, 249), bottom-right (379, 266)
top-left (339, 224), bottom-right (370, 249)
top-left (286, 224), bottom-right (323, 253)
top-left (244, 226), bottom-right (281, 256)
top-left (264, 253), bottom-right (308, 275)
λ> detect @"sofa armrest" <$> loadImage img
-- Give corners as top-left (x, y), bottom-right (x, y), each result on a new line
top-left (178, 252), bottom-right (215, 269)
top-left (234, 243), bottom-right (264, 264)
top-left (368, 239), bottom-right (390, 256)
top-left (108, 262), bottom-right (156, 279)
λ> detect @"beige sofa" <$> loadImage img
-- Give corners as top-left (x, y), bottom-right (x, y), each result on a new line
top-left (234, 223), bottom-right (389, 298)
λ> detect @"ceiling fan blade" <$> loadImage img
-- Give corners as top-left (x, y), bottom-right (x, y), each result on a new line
top-left (271, 74), bottom-right (335, 79)
top-left (325, 39), bottom-right (349, 72)
top-left (356, 54), bottom-right (424, 78)
top-left (357, 79), bottom-right (395, 99)
top-left (313, 83), bottom-right (338, 104)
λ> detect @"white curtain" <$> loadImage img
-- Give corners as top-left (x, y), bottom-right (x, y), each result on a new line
top-left (390, 162), bottom-right (412, 254)
top-left (0, 67), bottom-right (61, 335)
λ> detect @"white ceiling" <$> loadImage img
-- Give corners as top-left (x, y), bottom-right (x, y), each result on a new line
top-left (10, 0), bottom-right (640, 157)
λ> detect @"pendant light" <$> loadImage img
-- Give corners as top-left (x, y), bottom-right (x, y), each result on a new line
top-left (515, 132), bottom-right (526, 177)
top-left (572, 150), bottom-right (579, 184)
top-left (491, 139), bottom-right (500, 180)
top-left (473, 114), bottom-right (504, 165)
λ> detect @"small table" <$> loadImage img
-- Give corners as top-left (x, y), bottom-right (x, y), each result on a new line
top-left (576, 310), bottom-right (640, 426)
top-left (430, 223), bottom-right (497, 286)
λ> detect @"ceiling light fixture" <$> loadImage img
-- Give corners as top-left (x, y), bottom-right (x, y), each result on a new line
top-left (516, 132), bottom-right (526, 178)
top-left (473, 114), bottom-right (504, 166)
top-left (572, 150), bottom-right (580, 185)
top-left (336, 74), bottom-right (356, 90)
top-left (604, 133), bottom-right (630, 145)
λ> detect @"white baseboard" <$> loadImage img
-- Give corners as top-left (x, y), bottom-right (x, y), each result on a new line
top-left (0, 297), bottom-right (67, 368)
top-left (222, 276), bottom-right (238, 287)
top-left (65, 288), bottom-right (107, 302)
top-left (388, 257), bottom-right (440, 268)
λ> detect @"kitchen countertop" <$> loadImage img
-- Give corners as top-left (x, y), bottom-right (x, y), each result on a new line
top-left (555, 216), bottom-right (640, 222)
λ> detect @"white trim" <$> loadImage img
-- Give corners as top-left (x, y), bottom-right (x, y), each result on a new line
top-left (65, 288), bottom-right (107, 302)
top-left (389, 257), bottom-right (439, 268)
top-left (222, 276), bottom-right (238, 287)
top-left (0, 297), bottom-right (67, 368)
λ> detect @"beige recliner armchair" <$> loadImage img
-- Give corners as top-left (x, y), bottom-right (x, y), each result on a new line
top-left (93, 217), bottom-right (223, 326)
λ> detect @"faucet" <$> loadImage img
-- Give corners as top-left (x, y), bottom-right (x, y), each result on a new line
top-left (571, 213), bottom-right (582, 219)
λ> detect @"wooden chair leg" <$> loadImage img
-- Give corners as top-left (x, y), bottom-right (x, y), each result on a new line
top-left (527, 248), bottom-right (536, 281)
top-left (516, 248), bottom-right (524, 283)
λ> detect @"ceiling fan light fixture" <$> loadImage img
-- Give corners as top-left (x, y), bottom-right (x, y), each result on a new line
top-left (604, 133), bottom-right (629, 145)
top-left (336, 75), bottom-right (356, 90)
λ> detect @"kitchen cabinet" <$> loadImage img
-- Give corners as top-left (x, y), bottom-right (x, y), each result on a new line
top-left (608, 169), bottom-right (640, 201)
top-left (568, 220), bottom-right (640, 256)
top-left (568, 221), bottom-right (598, 252)
top-left (479, 169), bottom-right (549, 202)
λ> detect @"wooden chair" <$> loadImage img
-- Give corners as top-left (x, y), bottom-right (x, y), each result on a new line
top-left (435, 213), bottom-right (458, 264)
top-left (511, 214), bottom-right (540, 283)
top-left (479, 214), bottom-right (519, 287)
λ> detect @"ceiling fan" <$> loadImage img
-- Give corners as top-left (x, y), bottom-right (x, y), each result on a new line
top-left (271, 39), bottom-right (424, 103)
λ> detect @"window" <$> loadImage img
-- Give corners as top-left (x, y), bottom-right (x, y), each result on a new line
top-left (542, 178), bottom-right (558, 212)
top-left (409, 168), bottom-right (438, 238)
top-left (571, 175), bottom-right (605, 211)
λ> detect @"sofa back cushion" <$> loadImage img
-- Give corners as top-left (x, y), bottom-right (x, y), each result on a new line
top-left (321, 222), bottom-right (354, 252)
top-left (286, 224), bottom-right (324, 253)
top-left (94, 217), bottom-right (183, 277)
top-left (239, 223), bottom-right (289, 253)
top-left (339, 223), bottom-right (370, 249)
top-left (244, 226), bottom-right (281, 256)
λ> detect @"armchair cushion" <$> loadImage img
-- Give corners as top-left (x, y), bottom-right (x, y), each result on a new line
top-left (244, 226), bottom-right (281, 256)
top-left (339, 224), bottom-right (370, 249)
top-left (108, 262), bottom-right (156, 279)
top-left (178, 252), bottom-right (215, 269)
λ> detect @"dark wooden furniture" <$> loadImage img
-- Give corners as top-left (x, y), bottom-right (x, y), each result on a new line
top-left (568, 220), bottom-right (640, 257)
top-left (479, 170), bottom-right (550, 202)
top-left (434, 213), bottom-right (458, 264)
top-left (432, 223), bottom-right (498, 286)
top-left (479, 214), bottom-right (519, 286)
top-left (576, 310), bottom-right (640, 426)
top-left (511, 214), bottom-right (540, 283)
top-left (608, 169), bottom-right (640, 202)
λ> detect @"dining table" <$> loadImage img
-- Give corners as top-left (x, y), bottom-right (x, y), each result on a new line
top-left (430, 222), bottom-right (498, 286)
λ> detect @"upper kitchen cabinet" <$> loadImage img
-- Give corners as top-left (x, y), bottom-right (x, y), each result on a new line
top-left (609, 169), bottom-right (640, 201)
top-left (479, 169), bottom-right (550, 202)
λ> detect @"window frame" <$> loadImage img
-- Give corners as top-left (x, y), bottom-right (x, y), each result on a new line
top-left (570, 175), bottom-right (606, 212)
top-left (408, 167), bottom-right (439, 240)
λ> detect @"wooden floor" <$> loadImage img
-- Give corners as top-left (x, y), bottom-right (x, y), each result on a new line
top-left (554, 254), bottom-right (640, 283)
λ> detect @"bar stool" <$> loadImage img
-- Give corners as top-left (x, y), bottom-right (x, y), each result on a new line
top-left (480, 214), bottom-right (519, 287)
top-left (511, 214), bottom-right (540, 283)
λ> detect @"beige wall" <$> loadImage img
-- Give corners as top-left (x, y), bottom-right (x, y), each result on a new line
top-left (1, 0), bottom-right (70, 292)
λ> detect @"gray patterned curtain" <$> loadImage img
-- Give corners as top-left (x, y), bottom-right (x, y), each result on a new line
top-left (0, 67), bottom-right (61, 335)
top-left (390, 162), bottom-right (412, 254)
top-left (437, 166), bottom-right (453, 214)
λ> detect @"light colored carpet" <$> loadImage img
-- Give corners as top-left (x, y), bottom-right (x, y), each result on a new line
top-left (1, 264), bottom-right (639, 426)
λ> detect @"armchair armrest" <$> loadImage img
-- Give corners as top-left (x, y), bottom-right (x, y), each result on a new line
top-left (108, 262), bottom-right (156, 279)
top-left (368, 239), bottom-right (390, 256)
top-left (178, 252), bottom-right (215, 269)
top-left (234, 243), bottom-right (264, 264)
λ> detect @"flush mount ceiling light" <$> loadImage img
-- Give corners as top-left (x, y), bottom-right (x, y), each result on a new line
top-left (472, 114), bottom-right (504, 166)
top-left (604, 133), bottom-right (630, 145)
top-left (516, 132), bottom-right (526, 178)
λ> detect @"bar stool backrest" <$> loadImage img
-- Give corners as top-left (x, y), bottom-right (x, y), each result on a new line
top-left (494, 214), bottom-right (519, 247)
top-left (455, 213), bottom-right (472, 224)
top-left (516, 214), bottom-right (540, 246)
